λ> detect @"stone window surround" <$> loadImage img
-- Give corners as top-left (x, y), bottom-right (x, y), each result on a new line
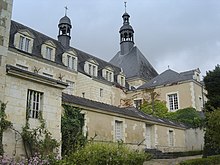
top-left (14, 30), bottom-right (35, 54)
top-left (133, 98), bottom-right (143, 109)
top-left (168, 129), bottom-right (175, 147)
top-left (27, 89), bottom-right (43, 119)
top-left (117, 74), bottom-right (125, 87)
top-left (41, 40), bottom-right (56, 62)
top-left (102, 67), bottom-right (114, 82)
top-left (166, 92), bottom-right (180, 112)
top-left (84, 60), bottom-right (98, 77)
top-left (62, 50), bottom-right (78, 71)
top-left (112, 117), bottom-right (126, 142)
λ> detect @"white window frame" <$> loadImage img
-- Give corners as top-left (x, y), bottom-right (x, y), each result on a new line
top-left (85, 61), bottom-right (98, 77)
top-left (167, 92), bottom-right (179, 111)
top-left (115, 120), bottom-right (123, 141)
top-left (27, 89), bottom-right (43, 119)
top-left (46, 46), bottom-right (53, 60)
top-left (19, 35), bottom-right (31, 52)
top-left (117, 74), bottom-right (125, 87)
top-left (14, 30), bottom-right (34, 54)
top-left (67, 55), bottom-right (76, 70)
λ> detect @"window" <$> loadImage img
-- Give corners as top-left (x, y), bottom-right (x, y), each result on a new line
top-left (109, 72), bottom-right (112, 82)
top-left (19, 36), bottom-right (30, 52)
top-left (88, 64), bottom-right (92, 75)
top-left (168, 93), bottom-right (179, 111)
top-left (26, 90), bottom-right (43, 119)
top-left (100, 88), bottom-right (103, 97)
top-left (121, 76), bottom-right (124, 86)
top-left (134, 99), bottom-right (142, 109)
top-left (67, 55), bottom-right (76, 70)
top-left (46, 47), bottom-right (52, 60)
top-left (169, 130), bottom-right (174, 146)
top-left (104, 70), bottom-right (113, 82)
top-left (92, 65), bottom-right (96, 76)
top-left (66, 80), bottom-right (75, 95)
top-left (115, 120), bottom-right (123, 141)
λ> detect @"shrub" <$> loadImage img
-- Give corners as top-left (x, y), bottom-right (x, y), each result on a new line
top-left (179, 154), bottom-right (220, 165)
top-left (57, 142), bottom-right (152, 165)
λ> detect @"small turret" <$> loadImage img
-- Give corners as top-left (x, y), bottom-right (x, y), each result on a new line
top-left (58, 9), bottom-right (72, 48)
top-left (119, 3), bottom-right (134, 55)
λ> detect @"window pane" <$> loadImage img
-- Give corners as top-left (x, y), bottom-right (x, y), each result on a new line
top-left (19, 36), bottom-right (24, 50)
top-left (26, 89), bottom-right (43, 119)
top-left (25, 38), bottom-right (30, 52)
top-left (46, 47), bottom-right (52, 60)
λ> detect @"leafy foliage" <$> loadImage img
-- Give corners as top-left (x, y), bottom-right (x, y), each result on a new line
top-left (180, 154), bottom-right (220, 165)
top-left (61, 104), bottom-right (86, 156)
top-left (203, 109), bottom-right (220, 156)
top-left (203, 65), bottom-right (220, 156)
top-left (21, 110), bottom-right (59, 158)
top-left (140, 100), bottom-right (169, 118)
top-left (204, 64), bottom-right (220, 111)
top-left (57, 142), bottom-right (152, 165)
top-left (0, 101), bottom-right (12, 155)
top-left (166, 107), bottom-right (204, 128)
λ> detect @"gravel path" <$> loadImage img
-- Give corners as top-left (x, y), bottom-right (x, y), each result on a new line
top-left (144, 155), bottom-right (202, 165)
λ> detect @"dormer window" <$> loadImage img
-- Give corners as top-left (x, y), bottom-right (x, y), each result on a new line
top-left (46, 47), bottom-right (53, 60)
top-left (67, 55), bottom-right (76, 70)
top-left (41, 40), bottom-right (56, 61)
top-left (84, 59), bottom-right (98, 77)
top-left (19, 36), bottom-right (30, 52)
top-left (102, 67), bottom-right (114, 82)
top-left (117, 74), bottom-right (125, 87)
top-left (14, 29), bottom-right (34, 53)
top-left (62, 49), bottom-right (77, 71)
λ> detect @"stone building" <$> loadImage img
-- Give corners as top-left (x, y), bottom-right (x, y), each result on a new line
top-left (0, 0), bottom-right (204, 157)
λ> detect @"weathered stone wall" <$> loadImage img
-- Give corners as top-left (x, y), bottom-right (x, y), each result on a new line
top-left (81, 108), bottom-right (188, 151)
top-left (3, 74), bottom-right (63, 157)
top-left (76, 72), bottom-right (125, 106)
top-left (0, 0), bottom-right (13, 101)
top-left (185, 128), bottom-right (204, 151)
top-left (155, 125), bottom-right (186, 152)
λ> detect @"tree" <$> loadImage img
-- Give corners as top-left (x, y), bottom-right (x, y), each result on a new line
top-left (140, 100), bottom-right (168, 118)
top-left (61, 105), bottom-right (86, 156)
top-left (204, 64), bottom-right (220, 111)
top-left (203, 65), bottom-right (220, 157)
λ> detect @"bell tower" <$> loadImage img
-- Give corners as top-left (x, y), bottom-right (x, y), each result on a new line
top-left (58, 6), bottom-right (72, 48)
top-left (119, 2), bottom-right (134, 55)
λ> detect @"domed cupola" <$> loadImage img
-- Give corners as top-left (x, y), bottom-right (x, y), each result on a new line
top-left (119, 4), bottom-right (134, 55)
top-left (58, 12), bottom-right (72, 48)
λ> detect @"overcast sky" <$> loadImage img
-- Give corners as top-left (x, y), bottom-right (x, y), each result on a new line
top-left (12, 0), bottom-right (220, 77)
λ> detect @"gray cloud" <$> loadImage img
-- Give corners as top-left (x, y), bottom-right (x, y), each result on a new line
top-left (12, 0), bottom-right (220, 77)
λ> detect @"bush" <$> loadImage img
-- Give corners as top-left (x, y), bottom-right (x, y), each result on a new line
top-left (57, 142), bottom-right (152, 165)
top-left (180, 154), bottom-right (220, 165)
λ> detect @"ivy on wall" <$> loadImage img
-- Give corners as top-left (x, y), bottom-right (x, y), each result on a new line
top-left (61, 104), bottom-right (86, 156)
top-left (0, 101), bottom-right (12, 155)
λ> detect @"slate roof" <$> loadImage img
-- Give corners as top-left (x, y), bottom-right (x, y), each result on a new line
top-left (9, 20), bottom-right (122, 85)
top-left (62, 93), bottom-right (187, 129)
top-left (110, 46), bottom-right (158, 81)
top-left (138, 69), bottom-right (199, 89)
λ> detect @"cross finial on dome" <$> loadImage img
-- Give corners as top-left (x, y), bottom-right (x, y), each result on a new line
top-left (65, 6), bottom-right (68, 16)
top-left (124, 1), bottom-right (127, 12)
